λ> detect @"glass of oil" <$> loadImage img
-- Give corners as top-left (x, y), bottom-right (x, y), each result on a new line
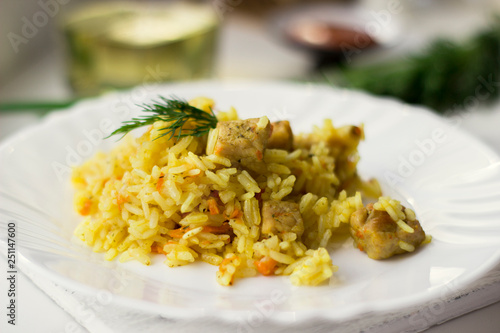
top-left (63, 1), bottom-right (219, 96)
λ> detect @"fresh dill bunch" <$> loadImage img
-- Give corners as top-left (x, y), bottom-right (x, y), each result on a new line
top-left (107, 96), bottom-right (218, 140)
top-left (326, 17), bottom-right (500, 113)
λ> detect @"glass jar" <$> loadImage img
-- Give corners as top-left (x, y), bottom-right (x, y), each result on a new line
top-left (62, 1), bottom-right (219, 96)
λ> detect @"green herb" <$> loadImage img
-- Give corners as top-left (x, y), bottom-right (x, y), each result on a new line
top-left (325, 17), bottom-right (500, 113)
top-left (107, 96), bottom-right (218, 140)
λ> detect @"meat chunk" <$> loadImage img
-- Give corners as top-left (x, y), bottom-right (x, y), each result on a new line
top-left (349, 204), bottom-right (426, 259)
top-left (268, 121), bottom-right (294, 151)
top-left (213, 118), bottom-right (271, 166)
top-left (261, 200), bottom-right (304, 238)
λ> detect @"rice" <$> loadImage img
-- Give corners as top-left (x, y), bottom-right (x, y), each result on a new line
top-left (71, 97), bottom-right (396, 287)
top-left (398, 240), bottom-right (416, 252)
top-left (396, 219), bottom-right (414, 233)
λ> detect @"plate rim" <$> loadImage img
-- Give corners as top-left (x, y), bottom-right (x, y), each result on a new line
top-left (2, 79), bottom-right (500, 325)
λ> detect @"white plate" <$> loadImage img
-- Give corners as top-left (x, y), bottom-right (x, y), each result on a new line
top-left (1, 81), bottom-right (500, 326)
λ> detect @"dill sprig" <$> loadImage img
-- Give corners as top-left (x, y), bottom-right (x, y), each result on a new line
top-left (107, 96), bottom-right (218, 140)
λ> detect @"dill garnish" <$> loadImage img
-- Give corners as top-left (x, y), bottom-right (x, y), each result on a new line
top-left (107, 96), bottom-right (218, 140)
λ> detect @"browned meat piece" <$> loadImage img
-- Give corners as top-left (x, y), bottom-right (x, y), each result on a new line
top-left (261, 200), bottom-right (304, 238)
top-left (294, 124), bottom-right (364, 191)
top-left (327, 125), bottom-right (364, 154)
top-left (213, 118), bottom-right (271, 165)
top-left (295, 124), bottom-right (363, 155)
top-left (349, 204), bottom-right (426, 259)
top-left (268, 121), bottom-right (294, 151)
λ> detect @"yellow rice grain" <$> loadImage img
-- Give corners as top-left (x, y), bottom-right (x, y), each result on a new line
top-left (405, 208), bottom-right (416, 221)
top-left (267, 163), bottom-right (291, 175)
top-left (182, 226), bottom-right (203, 239)
top-left (313, 197), bottom-right (329, 215)
top-left (286, 150), bottom-right (301, 162)
top-left (180, 192), bottom-right (198, 213)
top-left (105, 248), bottom-right (118, 260)
top-left (168, 165), bottom-right (189, 174)
top-left (240, 191), bottom-right (255, 201)
top-left (149, 209), bottom-right (159, 228)
top-left (243, 197), bottom-right (261, 226)
top-left (270, 186), bottom-right (293, 201)
top-left (396, 219), bottom-right (414, 233)
top-left (380, 201), bottom-right (399, 222)
top-left (398, 240), bottom-right (416, 252)
top-left (319, 229), bottom-right (332, 248)
top-left (249, 225), bottom-right (259, 239)
top-left (230, 219), bottom-right (249, 236)
top-left (201, 253), bottom-right (223, 266)
top-left (201, 156), bottom-right (216, 170)
top-left (256, 116), bottom-right (269, 129)
top-left (269, 250), bottom-right (295, 264)
top-left (206, 240), bottom-right (226, 249)
top-left (186, 169), bottom-right (201, 177)
top-left (279, 241), bottom-right (290, 251)
top-left (124, 203), bottom-right (144, 216)
top-left (237, 170), bottom-right (261, 193)
top-left (141, 200), bottom-right (150, 219)
top-left (205, 170), bottom-right (226, 187)
top-left (205, 154), bottom-right (232, 167)
top-left (179, 212), bottom-right (209, 226)
top-left (219, 190), bottom-right (236, 204)
top-left (169, 136), bottom-right (193, 156)
top-left (165, 179), bottom-right (181, 202)
top-left (237, 235), bottom-right (246, 253)
top-left (423, 234), bottom-right (433, 244)
top-left (206, 128), bottom-right (218, 155)
top-left (152, 191), bottom-right (169, 211)
top-left (264, 149), bottom-right (288, 163)
top-left (187, 151), bottom-right (207, 171)
top-left (131, 168), bottom-right (148, 179)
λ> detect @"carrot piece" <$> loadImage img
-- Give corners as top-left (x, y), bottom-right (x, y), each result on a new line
top-left (79, 199), bottom-right (92, 216)
top-left (156, 174), bottom-right (165, 191)
top-left (219, 256), bottom-right (239, 274)
top-left (115, 192), bottom-right (129, 211)
top-left (355, 230), bottom-right (364, 240)
top-left (214, 144), bottom-right (223, 155)
top-left (229, 208), bottom-right (242, 219)
top-left (256, 150), bottom-right (263, 161)
top-left (168, 228), bottom-right (191, 239)
top-left (202, 222), bottom-right (232, 234)
top-left (254, 256), bottom-right (278, 276)
top-left (207, 197), bottom-right (220, 215)
top-left (151, 245), bottom-right (167, 255)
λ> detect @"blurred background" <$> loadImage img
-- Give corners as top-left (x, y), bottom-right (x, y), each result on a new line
top-left (1, 0), bottom-right (499, 106)
top-left (1, 0), bottom-right (498, 143)
top-left (1, 1), bottom-right (500, 332)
